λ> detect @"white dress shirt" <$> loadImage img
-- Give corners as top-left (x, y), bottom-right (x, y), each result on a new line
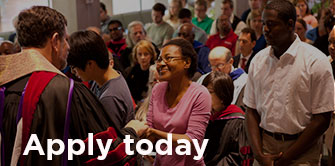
top-left (243, 35), bottom-right (334, 134)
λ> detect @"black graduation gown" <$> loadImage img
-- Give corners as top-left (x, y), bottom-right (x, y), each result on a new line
top-left (204, 117), bottom-right (247, 166)
top-left (3, 74), bottom-right (139, 166)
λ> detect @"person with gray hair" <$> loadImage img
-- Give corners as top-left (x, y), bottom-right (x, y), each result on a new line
top-left (126, 21), bottom-right (147, 48)
top-left (197, 46), bottom-right (247, 110)
top-left (244, 0), bottom-right (334, 165)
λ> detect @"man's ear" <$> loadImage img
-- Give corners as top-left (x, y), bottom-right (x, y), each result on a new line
top-left (287, 19), bottom-right (295, 31)
top-left (51, 32), bottom-right (60, 52)
top-left (109, 58), bottom-right (114, 68)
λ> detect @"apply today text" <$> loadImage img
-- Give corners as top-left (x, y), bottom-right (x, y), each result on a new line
top-left (23, 133), bottom-right (209, 160)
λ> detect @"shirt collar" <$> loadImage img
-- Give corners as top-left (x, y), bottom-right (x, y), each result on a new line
top-left (269, 34), bottom-right (300, 59)
top-left (229, 14), bottom-right (234, 23)
top-left (241, 51), bottom-right (253, 61)
top-left (219, 29), bottom-right (233, 39)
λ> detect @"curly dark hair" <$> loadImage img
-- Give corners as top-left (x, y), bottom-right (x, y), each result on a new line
top-left (16, 6), bottom-right (67, 48)
top-left (162, 38), bottom-right (198, 78)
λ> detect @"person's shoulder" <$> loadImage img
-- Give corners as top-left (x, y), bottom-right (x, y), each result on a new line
top-left (190, 82), bottom-right (210, 95)
top-left (251, 46), bottom-right (271, 63)
top-left (299, 41), bottom-right (327, 59)
top-left (152, 81), bottom-right (168, 92)
top-left (208, 33), bottom-right (219, 40)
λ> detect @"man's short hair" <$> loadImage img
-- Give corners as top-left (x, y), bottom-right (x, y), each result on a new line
top-left (67, 30), bottom-right (110, 70)
top-left (152, 3), bottom-right (166, 16)
top-left (178, 8), bottom-right (192, 19)
top-left (100, 2), bottom-right (106, 12)
top-left (265, 0), bottom-right (296, 24)
top-left (195, 0), bottom-right (207, 9)
top-left (222, 0), bottom-right (234, 9)
top-left (16, 6), bottom-right (67, 48)
top-left (241, 27), bottom-right (257, 42)
top-left (108, 20), bottom-right (123, 29)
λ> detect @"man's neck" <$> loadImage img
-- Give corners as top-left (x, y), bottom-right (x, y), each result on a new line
top-left (155, 21), bottom-right (163, 25)
top-left (95, 66), bottom-right (120, 87)
top-left (197, 16), bottom-right (206, 22)
top-left (220, 29), bottom-right (230, 38)
top-left (273, 35), bottom-right (296, 59)
top-left (241, 50), bottom-right (252, 57)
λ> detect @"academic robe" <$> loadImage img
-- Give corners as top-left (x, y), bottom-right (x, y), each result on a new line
top-left (0, 50), bottom-right (140, 166)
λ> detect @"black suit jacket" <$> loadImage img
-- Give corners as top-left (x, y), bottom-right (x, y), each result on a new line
top-left (233, 52), bottom-right (256, 73)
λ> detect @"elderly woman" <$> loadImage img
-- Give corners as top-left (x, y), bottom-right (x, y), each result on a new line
top-left (146, 38), bottom-right (211, 165)
top-left (247, 9), bottom-right (267, 54)
top-left (125, 40), bottom-right (157, 104)
top-left (202, 72), bottom-right (251, 166)
top-left (163, 0), bottom-right (183, 30)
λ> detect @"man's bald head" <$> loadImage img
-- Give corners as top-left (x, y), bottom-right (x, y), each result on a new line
top-left (178, 23), bottom-right (195, 44)
top-left (208, 46), bottom-right (233, 74)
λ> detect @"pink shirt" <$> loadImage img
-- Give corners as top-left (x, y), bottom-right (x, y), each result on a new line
top-left (147, 82), bottom-right (211, 166)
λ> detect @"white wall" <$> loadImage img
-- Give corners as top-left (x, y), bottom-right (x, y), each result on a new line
top-left (52, 0), bottom-right (78, 34)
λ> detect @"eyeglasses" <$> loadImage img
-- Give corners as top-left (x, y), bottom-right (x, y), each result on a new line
top-left (109, 27), bottom-right (122, 32)
top-left (210, 63), bottom-right (228, 70)
top-left (156, 55), bottom-right (183, 63)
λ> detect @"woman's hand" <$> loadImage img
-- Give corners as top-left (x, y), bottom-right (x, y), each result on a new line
top-left (144, 128), bottom-right (157, 143)
top-left (125, 120), bottom-right (148, 137)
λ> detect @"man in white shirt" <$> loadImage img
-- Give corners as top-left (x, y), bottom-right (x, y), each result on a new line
top-left (244, 1), bottom-right (334, 165)
top-left (233, 27), bottom-right (257, 73)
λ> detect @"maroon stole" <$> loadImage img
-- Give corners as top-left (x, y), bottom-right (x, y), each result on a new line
top-left (19, 71), bottom-right (58, 164)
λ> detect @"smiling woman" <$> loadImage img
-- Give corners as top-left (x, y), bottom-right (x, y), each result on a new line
top-left (146, 38), bottom-right (211, 166)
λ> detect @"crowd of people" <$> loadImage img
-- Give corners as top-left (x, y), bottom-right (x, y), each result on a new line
top-left (0, 0), bottom-right (335, 165)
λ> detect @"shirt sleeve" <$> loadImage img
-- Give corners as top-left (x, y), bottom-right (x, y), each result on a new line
top-left (243, 59), bottom-right (257, 109)
top-left (310, 57), bottom-right (334, 114)
top-left (185, 87), bottom-right (211, 142)
top-left (146, 87), bottom-right (154, 128)
top-left (164, 25), bottom-right (174, 41)
top-left (100, 96), bottom-right (127, 129)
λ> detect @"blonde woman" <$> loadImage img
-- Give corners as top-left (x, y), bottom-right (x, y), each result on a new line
top-left (163, 0), bottom-right (183, 30)
top-left (246, 10), bottom-right (267, 54)
top-left (125, 40), bottom-right (157, 104)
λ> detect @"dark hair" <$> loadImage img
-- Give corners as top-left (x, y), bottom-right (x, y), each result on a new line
top-left (16, 6), bottom-right (67, 48)
top-left (296, 18), bottom-right (307, 30)
top-left (195, 0), bottom-right (207, 9)
top-left (323, 9), bottom-right (335, 31)
top-left (153, 3), bottom-right (166, 16)
top-left (178, 8), bottom-right (192, 19)
top-left (222, 0), bottom-right (234, 9)
top-left (241, 27), bottom-right (257, 42)
top-left (67, 30), bottom-right (109, 70)
top-left (108, 20), bottom-right (123, 29)
top-left (202, 72), bottom-right (234, 106)
top-left (100, 2), bottom-right (106, 12)
top-left (162, 38), bottom-right (197, 78)
top-left (265, 0), bottom-right (296, 24)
